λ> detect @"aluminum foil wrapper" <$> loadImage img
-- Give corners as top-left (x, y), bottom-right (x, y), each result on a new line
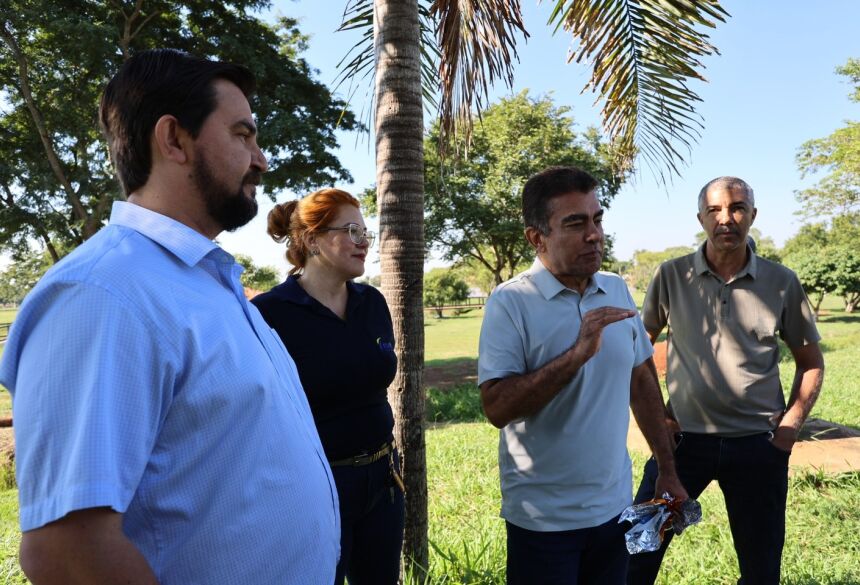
top-left (619, 494), bottom-right (702, 554)
top-left (672, 498), bottom-right (702, 535)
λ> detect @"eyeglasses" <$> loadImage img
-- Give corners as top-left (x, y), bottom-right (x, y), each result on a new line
top-left (317, 223), bottom-right (376, 246)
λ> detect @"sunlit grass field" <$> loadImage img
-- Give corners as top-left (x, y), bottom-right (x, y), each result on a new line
top-left (425, 308), bottom-right (483, 365)
top-left (423, 424), bottom-right (860, 584)
top-left (1, 297), bottom-right (858, 583)
top-left (421, 295), bottom-right (860, 583)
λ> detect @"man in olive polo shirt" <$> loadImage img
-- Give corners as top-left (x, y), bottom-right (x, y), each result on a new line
top-left (627, 177), bottom-right (825, 585)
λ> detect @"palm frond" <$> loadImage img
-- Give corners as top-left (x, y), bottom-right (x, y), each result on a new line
top-left (432, 0), bottom-right (529, 150)
top-left (547, 0), bottom-right (729, 183)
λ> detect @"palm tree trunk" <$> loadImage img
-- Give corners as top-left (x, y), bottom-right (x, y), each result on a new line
top-left (373, 0), bottom-right (428, 578)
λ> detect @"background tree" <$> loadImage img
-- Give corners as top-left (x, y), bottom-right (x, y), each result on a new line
top-left (787, 59), bottom-right (860, 313)
top-left (0, 250), bottom-right (50, 306)
top-left (783, 216), bottom-right (860, 313)
top-left (451, 254), bottom-right (521, 295)
top-left (422, 267), bottom-right (469, 318)
top-left (0, 0), bottom-right (360, 262)
top-left (423, 91), bottom-right (627, 288)
top-left (780, 223), bottom-right (829, 260)
top-left (340, 0), bottom-right (728, 573)
top-left (626, 246), bottom-right (695, 292)
top-left (828, 245), bottom-right (860, 313)
top-left (235, 254), bottom-right (280, 293)
top-left (795, 58), bottom-right (860, 221)
top-left (748, 229), bottom-right (782, 263)
top-left (782, 247), bottom-right (834, 315)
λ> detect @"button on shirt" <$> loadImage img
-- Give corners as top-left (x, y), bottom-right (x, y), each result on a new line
top-left (0, 202), bottom-right (340, 584)
top-left (478, 259), bottom-right (653, 531)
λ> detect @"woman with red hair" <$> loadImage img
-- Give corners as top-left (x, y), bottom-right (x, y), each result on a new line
top-left (251, 188), bottom-right (403, 584)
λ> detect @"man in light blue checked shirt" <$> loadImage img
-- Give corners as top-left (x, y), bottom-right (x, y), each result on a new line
top-left (0, 49), bottom-right (340, 584)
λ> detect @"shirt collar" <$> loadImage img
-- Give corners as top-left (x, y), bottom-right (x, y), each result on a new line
top-left (529, 257), bottom-right (606, 300)
top-left (693, 242), bottom-right (758, 279)
top-left (272, 274), bottom-right (367, 310)
top-left (109, 201), bottom-right (220, 267)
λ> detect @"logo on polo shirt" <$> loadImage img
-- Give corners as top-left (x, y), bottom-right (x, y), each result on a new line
top-left (376, 337), bottom-right (394, 351)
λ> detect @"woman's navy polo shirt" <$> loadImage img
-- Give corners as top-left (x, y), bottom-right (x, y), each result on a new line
top-left (252, 275), bottom-right (397, 460)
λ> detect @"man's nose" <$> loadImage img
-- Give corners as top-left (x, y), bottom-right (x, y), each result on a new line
top-left (716, 207), bottom-right (733, 224)
top-left (252, 146), bottom-right (268, 173)
top-left (584, 222), bottom-right (602, 242)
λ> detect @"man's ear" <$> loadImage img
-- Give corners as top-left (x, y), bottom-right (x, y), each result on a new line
top-left (152, 115), bottom-right (190, 164)
top-left (525, 226), bottom-right (544, 254)
top-left (751, 207), bottom-right (758, 225)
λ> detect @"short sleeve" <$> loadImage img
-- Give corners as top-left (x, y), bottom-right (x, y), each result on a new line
top-left (780, 274), bottom-right (821, 349)
top-left (6, 281), bottom-right (175, 531)
top-left (640, 265), bottom-right (668, 335)
top-left (478, 292), bottom-right (527, 385)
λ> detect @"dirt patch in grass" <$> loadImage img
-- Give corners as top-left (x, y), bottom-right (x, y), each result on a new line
top-left (653, 341), bottom-right (667, 377)
top-left (424, 358), bottom-right (478, 390)
top-left (0, 428), bottom-right (13, 466)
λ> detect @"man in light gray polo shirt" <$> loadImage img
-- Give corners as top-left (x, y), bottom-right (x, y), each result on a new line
top-left (627, 177), bottom-right (825, 585)
top-left (479, 166), bottom-right (686, 585)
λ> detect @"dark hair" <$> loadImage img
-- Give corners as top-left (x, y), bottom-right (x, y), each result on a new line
top-left (99, 48), bottom-right (256, 195)
top-left (268, 188), bottom-right (361, 275)
top-left (522, 166), bottom-right (598, 234)
top-left (697, 176), bottom-right (755, 211)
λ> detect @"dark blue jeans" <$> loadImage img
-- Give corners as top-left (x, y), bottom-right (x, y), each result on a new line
top-left (506, 514), bottom-right (629, 585)
top-left (627, 432), bottom-right (790, 585)
top-left (332, 450), bottom-right (405, 585)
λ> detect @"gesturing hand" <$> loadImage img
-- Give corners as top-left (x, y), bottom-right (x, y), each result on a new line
top-left (571, 306), bottom-right (637, 363)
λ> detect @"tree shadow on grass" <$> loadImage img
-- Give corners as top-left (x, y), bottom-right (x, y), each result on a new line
top-left (816, 312), bottom-right (860, 324)
top-left (425, 358), bottom-right (478, 391)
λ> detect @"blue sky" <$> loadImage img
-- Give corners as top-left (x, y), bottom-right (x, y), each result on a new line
top-left (215, 1), bottom-right (860, 274)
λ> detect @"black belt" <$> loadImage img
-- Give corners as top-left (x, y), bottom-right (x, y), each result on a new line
top-left (328, 441), bottom-right (393, 467)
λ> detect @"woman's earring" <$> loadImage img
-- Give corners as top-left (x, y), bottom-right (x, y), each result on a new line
top-left (310, 248), bottom-right (320, 256)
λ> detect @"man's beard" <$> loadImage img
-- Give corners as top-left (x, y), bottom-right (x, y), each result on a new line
top-left (193, 153), bottom-right (260, 233)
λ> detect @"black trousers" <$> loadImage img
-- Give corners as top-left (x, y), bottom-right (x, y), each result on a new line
top-left (506, 514), bottom-right (629, 585)
top-left (627, 432), bottom-right (790, 585)
top-left (332, 451), bottom-right (405, 585)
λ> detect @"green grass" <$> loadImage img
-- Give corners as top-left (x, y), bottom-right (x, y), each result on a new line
top-left (418, 297), bottom-right (860, 582)
top-left (0, 425), bottom-right (857, 585)
top-left (0, 491), bottom-right (25, 584)
top-left (779, 310), bottom-right (860, 429)
top-left (424, 299), bottom-right (860, 432)
top-left (427, 385), bottom-right (484, 423)
top-left (420, 422), bottom-right (860, 584)
top-left (0, 309), bottom-right (17, 323)
top-left (425, 309), bottom-right (483, 364)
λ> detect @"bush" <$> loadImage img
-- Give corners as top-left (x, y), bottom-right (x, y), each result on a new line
top-left (426, 384), bottom-right (485, 423)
